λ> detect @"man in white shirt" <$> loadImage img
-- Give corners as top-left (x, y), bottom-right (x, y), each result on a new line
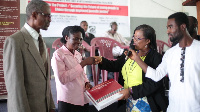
top-left (120, 12), bottom-right (200, 112)
top-left (104, 22), bottom-right (130, 57)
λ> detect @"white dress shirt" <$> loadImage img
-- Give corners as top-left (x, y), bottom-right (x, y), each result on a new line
top-left (104, 31), bottom-right (130, 56)
top-left (24, 23), bottom-right (47, 58)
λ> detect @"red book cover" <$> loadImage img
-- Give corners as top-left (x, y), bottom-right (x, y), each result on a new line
top-left (86, 79), bottom-right (123, 103)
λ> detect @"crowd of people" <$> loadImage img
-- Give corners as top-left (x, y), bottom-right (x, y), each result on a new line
top-left (3, 0), bottom-right (200, 112)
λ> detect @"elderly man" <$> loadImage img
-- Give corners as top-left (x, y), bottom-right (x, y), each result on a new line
top-left (3, 1), bottom-right (55, 112)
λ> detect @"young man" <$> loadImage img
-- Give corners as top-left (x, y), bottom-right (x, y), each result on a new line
top-left (120, 12), bottom-right (200, 112)
top-left (3, 1), bottom-right (55, 112)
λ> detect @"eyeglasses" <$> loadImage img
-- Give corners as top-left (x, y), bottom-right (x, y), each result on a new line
top-left (38, 12), bottom-right (52, 18)
top-left (133, 36), bottom-right (145, 41)
top-left (180, 47), bottom-right (186, 82)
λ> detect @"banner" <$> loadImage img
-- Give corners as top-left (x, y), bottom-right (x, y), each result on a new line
top-left (0, 0), bottom-right (20, 97)
top-left (41, 0), bottom-right (130, 38)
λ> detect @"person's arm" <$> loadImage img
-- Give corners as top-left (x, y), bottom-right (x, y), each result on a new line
top-left (116, 33), bottom-right (129, 45)
top-left (131, 52), bottom-right (164, 99)
top-left (131, 78), bottom-right (163, 99)
top-left (97, 55), bottom-right (125, 72)
top-left (49, 91), bottom-right (56, 112)
top-left (80, 57), bottom-right (95, 67)
top-left (3, 37), bottom-right (31, 112)
top-left (51, 52), bottom-right (84, 84)
top-left (119, 77), bottom-right (164, 100)
top-left (51, 51), bottom-right (97, 85)
top-left (129, 49), bottom-right (168, 82)
top-left (129, 49), bottom-right (148, 73)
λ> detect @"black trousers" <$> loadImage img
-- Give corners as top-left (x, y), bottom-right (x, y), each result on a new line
top-left (58, 101), bottom-right (89, 112)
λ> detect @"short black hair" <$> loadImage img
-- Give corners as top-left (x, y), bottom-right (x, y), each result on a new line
top-left (134, 24), bottom-right (157, 50)
top-left (188, 16), bottom-right (198, 24)
top-left (80, 20), bottom-right (87, 25)
top-left (60, 26), bottom-right (85, 44)
top-left (168, 12), bottom-right (189, 30)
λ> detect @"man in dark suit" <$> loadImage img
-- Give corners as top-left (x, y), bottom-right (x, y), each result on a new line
top-left (80, 21), bottom-right (95, 81)
top-left (3, 1), bottom-right (55, 112)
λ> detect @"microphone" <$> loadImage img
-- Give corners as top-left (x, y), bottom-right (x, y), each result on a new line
top-left (125, 50), bottom-right (132, 60)
top-left (125, 39), bottom-right (136, 60)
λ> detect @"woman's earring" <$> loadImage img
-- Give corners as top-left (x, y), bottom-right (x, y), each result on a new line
top-left (145, 45), bottom-right (147, 48)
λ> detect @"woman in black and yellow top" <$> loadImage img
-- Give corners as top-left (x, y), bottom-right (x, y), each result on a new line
top-left (97, 24), bottom-right (168, 112)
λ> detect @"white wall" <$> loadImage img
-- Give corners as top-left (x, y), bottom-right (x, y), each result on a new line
top-left (130, 0), bottom-right (197, 18)
top-left (21, 0), bottom-right (197, 17)
top-left (20, 0), bottom-right (28, 14)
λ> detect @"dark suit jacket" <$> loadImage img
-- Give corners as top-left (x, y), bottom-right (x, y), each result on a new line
top-left (3, 27), bottom-right (55, 112)
top-left (98, 49), bottom-right (168, 112)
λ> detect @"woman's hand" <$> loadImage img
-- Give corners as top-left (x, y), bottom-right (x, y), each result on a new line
top-left (118, 88), bottom-right (130, 100)
top-left (123, 50), bottom-right (128, 56)
top-left (85, 82), bottom-right (93, 90)
top-left (129, 49), bottom-right (139, 61)
top-left (80, 57), bottom-right (95, 67)
top-left (93, 56), bottom-right (102, 64)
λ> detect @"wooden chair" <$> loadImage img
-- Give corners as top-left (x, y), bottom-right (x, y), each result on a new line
top-left (90, 37), bottom-right (129, 86)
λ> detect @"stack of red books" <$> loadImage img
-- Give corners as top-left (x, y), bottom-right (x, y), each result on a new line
top-left (84, 79), bottom-right (124, 111)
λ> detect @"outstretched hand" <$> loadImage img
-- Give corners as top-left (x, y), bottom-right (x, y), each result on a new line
top-left (118, 88), bottom-right (130, 100)
top-left (93, 56), bottom-right (102, 64)
top-left (80, 56), bottom-right (102, 68)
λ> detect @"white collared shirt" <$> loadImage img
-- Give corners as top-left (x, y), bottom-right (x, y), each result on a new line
top-left (24, 23), bottom-right (47, 57)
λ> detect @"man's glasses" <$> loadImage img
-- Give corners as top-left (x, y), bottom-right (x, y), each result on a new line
top-left (180, 47), bottom-right (186, 82)
top-left (38, 12), bottom-right (52, 18)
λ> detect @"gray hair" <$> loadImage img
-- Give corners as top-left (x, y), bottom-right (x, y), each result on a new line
top-left (26, 0), bottom-right (49, 20)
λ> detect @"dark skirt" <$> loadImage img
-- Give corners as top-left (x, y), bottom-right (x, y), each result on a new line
top-left (58, 101), bottom-right (89, 112)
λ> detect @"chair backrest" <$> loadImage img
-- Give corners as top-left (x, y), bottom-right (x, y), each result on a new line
top-left (156, 40), bottom-right (170, 55)
top-left (90, 37), bottom-right (129, 59)
top-left (82, 40), bottom-right (91, 51)
top-left (52, 38), bottom-right (63, 50)
top-left (168, 38), bottom-right (172, 47)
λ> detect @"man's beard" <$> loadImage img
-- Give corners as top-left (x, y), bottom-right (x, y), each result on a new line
top-left (169, 30), bottom-right (184, 46)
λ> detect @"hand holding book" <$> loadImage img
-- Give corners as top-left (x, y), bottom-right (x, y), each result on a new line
top-left (84, 79), bottom-right (124, 111)
top-left (85, 82), bottom-right (93, 90)
top-left (118, 88), bottom-right (130, 100)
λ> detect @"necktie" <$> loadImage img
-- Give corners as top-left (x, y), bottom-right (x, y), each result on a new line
top-left (38, 35), bottom-right (48, 72)
top-left (38, 35), bottom-right (45, 57)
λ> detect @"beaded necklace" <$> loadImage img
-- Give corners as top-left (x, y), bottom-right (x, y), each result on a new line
top-left (129, 49), bottom-right (151, 71)
top-left (124, 49), bottom-right (151, 89)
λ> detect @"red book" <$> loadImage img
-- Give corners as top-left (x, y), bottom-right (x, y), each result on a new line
top-left (84, 79), bottom-right (124, 111)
